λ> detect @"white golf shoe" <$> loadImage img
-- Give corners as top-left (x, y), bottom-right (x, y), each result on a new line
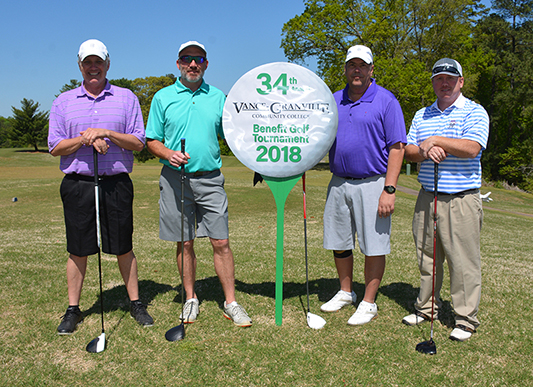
top-left (347, 301), bottom-right (378, 325)
top-left (320, 290), bottom-right (357, 312)
top-left (402, 312), bottom-right (430, 326)
top-left (450, 325), bottom-right (474, 341)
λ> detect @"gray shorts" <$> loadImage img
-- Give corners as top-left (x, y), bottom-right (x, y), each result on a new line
top-left (323, 174), bottom-right (391, 256)
top-left (158, 165), bottom-right (229, 242)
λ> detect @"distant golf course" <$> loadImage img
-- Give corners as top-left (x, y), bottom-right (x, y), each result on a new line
top-left (1, 148), bottom-right (532, 386)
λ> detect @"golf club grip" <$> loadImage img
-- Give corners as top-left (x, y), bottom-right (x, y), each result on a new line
top-left (434, 162), bottom-right (438, 193)
top-left (181, 138), bottom-right (185, 171)
top-left (302, 173), bottom-right (307, 220)
top-left (93, 147), bottom-right (98, 183)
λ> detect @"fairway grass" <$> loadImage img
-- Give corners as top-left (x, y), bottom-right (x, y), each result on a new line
top-left (1, 148), bottom-right (532, 386)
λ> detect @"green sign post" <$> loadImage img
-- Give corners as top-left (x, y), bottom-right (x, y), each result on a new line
top-left (263, 174), bottom-right (302, 325)
top-left (223, 63), bottom-right (337, 325)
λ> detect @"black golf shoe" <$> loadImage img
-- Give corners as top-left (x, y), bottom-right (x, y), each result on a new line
top-left (130, 300), bottom-right (154, 327)
top-left (57, 306), bottom-right (83, 335)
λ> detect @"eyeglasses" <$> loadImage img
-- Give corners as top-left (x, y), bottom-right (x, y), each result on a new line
top-left (179, 55), bottom-right (206, 64)
top-left (432, 65), bottom-right (461, 76)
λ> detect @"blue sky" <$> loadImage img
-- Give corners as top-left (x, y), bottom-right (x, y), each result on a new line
top-left (1, 0), bottom-right (494, 119)
top-left (0, 0), bottom-right (311, 118)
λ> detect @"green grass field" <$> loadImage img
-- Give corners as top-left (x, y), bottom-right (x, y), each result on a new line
top-left (1, 148), bottom-right (532, 386)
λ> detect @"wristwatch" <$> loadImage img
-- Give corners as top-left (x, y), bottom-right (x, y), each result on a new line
top-left (384, 185), bottom-right (396, 194)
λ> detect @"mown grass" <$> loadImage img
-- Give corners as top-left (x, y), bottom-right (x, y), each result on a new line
top-left (0, 148), bottom-right (532, 386)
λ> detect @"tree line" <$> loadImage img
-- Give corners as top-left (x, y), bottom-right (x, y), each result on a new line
top-left (1, 0), bottom-right (531, 190)
top-left (281, 0), bottom-right (533, 191)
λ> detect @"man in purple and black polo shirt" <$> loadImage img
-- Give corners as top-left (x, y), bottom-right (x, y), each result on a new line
top-left (321, 45), bottom-right (406, 326)
top-left (48, 39), bottom-right (153, 334)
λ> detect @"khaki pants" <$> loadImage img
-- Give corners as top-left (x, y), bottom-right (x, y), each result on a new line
top-left (412, 189), bottom-right (483, 330)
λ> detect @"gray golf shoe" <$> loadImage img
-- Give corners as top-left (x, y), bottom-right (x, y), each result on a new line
top-left (223, 302), bottom-right (252, 327)
top-left (180, 298), bottom-right (199, 323)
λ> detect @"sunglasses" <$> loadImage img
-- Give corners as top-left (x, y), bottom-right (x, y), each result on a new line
top-left (432, 65), bottom-right (460, 76)
top-left (179, 55), bottom-right (206, 64)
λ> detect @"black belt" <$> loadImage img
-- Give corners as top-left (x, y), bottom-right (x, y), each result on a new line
top-left (424, 188), bottom-right (479, 197)
top-left (337, 173), bottom-right (383, 181)
top-left (186, 169), bottom-right (219, 178)
top-left (67, 173), bottom-right (127, 182)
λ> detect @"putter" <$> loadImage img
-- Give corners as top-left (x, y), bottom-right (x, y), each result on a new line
top-left (86, 147), bottom-right (106, 353)
top-left (165, 138), bottom-right (187, 342)
top-left (302, 173), bottom-right (326, 330)
top-left (416, 162), bottom-right (439, 355)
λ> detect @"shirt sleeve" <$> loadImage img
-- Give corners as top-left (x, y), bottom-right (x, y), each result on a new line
top-left (461, 104), bottom-right (489, 150)
top-left (125, 91), bottom-right (146, 145)
top-left (383, 97), bottom-right (407, 147)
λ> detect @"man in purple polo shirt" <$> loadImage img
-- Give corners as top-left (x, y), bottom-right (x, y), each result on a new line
top-left (321, 45), bottom-right (406, 325)
top-left (48, 39), bottom-right (153, 334)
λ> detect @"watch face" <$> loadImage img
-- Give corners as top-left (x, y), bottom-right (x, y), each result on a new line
top-left (385, 186), bottom-right (396, 194)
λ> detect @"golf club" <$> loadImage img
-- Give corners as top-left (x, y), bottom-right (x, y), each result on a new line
top-left (302, 173), bottom-right (326, 330)
top-left (165, 138), bottom-right (187, 342)
top-left (416, 162), bottom-right (439, 355)
top-left (86, 147), bottom-right (106, 353)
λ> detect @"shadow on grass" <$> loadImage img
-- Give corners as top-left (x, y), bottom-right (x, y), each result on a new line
top-left (83, 277), bottom-right (455, 330)
top-left (84, 279), bottom-right (174, 318)
top-left (380, 282), bottom-right (455, 328)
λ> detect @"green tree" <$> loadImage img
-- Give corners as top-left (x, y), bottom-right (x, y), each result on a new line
top-left (56, 79), bottom-right (81, 97)
top-left (110, 77), bottom-right (136, 91)
top-left (281, 0), bottom-right (486, 127)
top-left (131, 74), bottom-right (177, 162)
top-left (133, 74), bottom-right (176, 125)
top-left (474, 0), bottom-right (533, 189)
top-left (0, 116), bottom-right (14, 147)
top-left (9, 99), bottom-right (49, 151)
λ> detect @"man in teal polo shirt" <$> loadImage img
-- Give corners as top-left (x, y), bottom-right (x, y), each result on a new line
top-left (146, 41), bottom-right (252, 327)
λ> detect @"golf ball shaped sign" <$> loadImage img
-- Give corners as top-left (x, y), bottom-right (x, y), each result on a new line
top-left (223, 62), bottom-right (338, 178)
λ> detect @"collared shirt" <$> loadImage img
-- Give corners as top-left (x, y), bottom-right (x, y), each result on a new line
top-left (407, 94), bottom-right (489, 193)
top-left (145, 79), bottom-right (225, 174)
top-left (329, 80), bottom-right (407, 179)
top-left (48, 81), bottom-right (145, 176)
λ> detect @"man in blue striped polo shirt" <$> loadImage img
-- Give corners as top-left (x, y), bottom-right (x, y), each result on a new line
top-left (402, 58), bottom-right (489, 342)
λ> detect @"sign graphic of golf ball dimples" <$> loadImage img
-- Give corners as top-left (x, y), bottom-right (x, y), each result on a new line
top-left (223, 62), bottom-right (338, 178)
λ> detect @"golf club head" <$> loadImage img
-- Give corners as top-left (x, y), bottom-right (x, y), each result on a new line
top-left (416, 338), bottom-right (437, 355)
top-left (307, 312), bottom-right (326, 330)
top-left (86, 332), bottom-right (106, 353)
top-left (165, 323), bottom-right (185, 342)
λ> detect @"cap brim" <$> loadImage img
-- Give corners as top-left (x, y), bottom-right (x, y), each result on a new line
top-left (431, 71), bottom-right (461, 79)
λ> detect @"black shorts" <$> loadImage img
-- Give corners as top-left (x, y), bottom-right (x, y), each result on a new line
top-left (60, 173), bottom-right (134, 256)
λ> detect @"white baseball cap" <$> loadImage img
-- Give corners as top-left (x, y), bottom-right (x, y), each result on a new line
top-left (178, 41), bottom-right (207, 58)
top-left (345, 45), bottom-right (373, 64)
top-left (78, 39), bottom-right (108, 61)
top-left (431, 58), bottom-right (463, 78)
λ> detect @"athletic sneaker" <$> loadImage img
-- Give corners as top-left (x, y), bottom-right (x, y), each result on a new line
top-left (180, 298), bottom-right (199, 323)
top-left (223, 302), bottom-right (252, 327)
top-left (449, 325), bottom-right (474, 341)
top-left (402, 312), bottom-right (430, 326)
top-left (130, 300), bottom-right (154, 327)
top-left (320, 290), bottom-right (357, 312)
top-left (57, 306), bottom-right (83, 335)
top-left (347, 301), bottom-right (378, 325)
